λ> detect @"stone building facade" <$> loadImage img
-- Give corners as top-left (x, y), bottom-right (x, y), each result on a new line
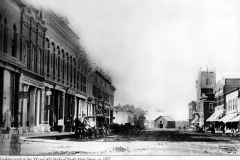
top-left (188, 101), bottom-right (196, 126)
top-left (0, 0), bottom-right (116, 133)
top-left (193, 69), bottom-right (216, 126)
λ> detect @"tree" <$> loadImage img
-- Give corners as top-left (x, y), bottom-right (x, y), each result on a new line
top-left (114, 104), bottom-right (147, 130)
top-left (133, 107), bottom-right (146, 130)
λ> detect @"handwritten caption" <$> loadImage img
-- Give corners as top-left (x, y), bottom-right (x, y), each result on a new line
top-left (0, 157), bottom-right (111, 160)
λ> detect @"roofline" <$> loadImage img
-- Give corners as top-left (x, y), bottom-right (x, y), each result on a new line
top-left (154, 116), bottom-right (175, 122)
top-left (225, 87), bottom-right (239, 96)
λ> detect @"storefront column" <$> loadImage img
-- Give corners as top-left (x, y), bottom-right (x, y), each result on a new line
top-left (40, 89), bottom-right (45, 132)
top-left (64, 93), bottom-right (68, 127)
top-left (3, 70), bottom-right (11, 113)
top-left (61, 92), bottom-right (65, 131)
top-left (74, 96), bottom-right (77, 120)
top-left (22, 84), bottom-right (29, 133)
top-left (29, 87), bottom-right (37, 132)
top-left (18, 83), bottom-right (23, 127)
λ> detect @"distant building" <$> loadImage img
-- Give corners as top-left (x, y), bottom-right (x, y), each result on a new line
top-left (154, 116), bottom-right (175, 128)
top-left (113, 109), bottom-right (134, 125)
top-left (145, 114), bottom-right (175, 129)
top-left (218, 88), bottom-right (240, 132)
top-left (188, 101), bottom-right (196, 126)
top-left (193, 69), bottom-right (216, 126)
top-left (207, 78), bottom-right (240, 128)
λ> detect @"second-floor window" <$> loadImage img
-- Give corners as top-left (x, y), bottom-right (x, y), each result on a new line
top-left (236, 98), bottom-right (238, 111)
top-left (209, 103), bottom-right (213, 113)
top-left (12, 24), bottom-right (17, 58)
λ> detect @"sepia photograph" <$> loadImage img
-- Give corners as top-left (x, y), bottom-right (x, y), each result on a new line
top-left (0, 0), bottom-right (240, 158)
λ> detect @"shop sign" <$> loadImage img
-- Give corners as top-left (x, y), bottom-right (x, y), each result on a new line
top-left (19, 92), bottom-right (29, 99)
top-left (46, 90), bottom-right (52, 96)
top-left (96, 113), bottom-right (104, 116)
top-left (104, 113), bottom-right (109, 116)
top-left (46, 105), bottom-right (54, 110)
top-left (87, 97), bottom-right (93, 102)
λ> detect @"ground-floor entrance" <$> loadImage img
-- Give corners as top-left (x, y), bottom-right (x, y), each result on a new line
top-left (0, 67), bottom-right (20, 128)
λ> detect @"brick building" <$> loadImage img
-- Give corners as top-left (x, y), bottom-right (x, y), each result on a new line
top-left (207, 78), bottom-right (240, 127)
top-left (0, 0), bottom-right (116, 133)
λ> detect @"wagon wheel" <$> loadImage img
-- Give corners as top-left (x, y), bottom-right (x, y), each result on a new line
top-left (95, 129), bottom-right (99, 138)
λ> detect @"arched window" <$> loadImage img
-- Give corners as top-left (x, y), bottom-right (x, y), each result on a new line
top-left (46, 38), bottom-right (50, 77)
top-left (52, 42), bottom-right (55, 79)
top-left (62, 49), bottom-right (65, 83)
top-left (3, 18), bottom-right (8, 53)
top-left (23, 42), bottom-right (27, 64)
top-left (39, 48), bottom-right (42, 75)
top-left (57, 47), bottom-right (60, 80)
top-left (34, 46), bottom-right (38, 73)
top-left (70, 55), bottom-right (72, 85)
top-left (0, 14), bottom-right (2, 51)
top-left (32, 45), bottom-right (35, 72)
top-left (12, 24), bottom-right (17, 58)
top-left (66, 52), bottom-right (69, 83)
top-left (73, 58), bottom-right (76, 88)
top-left (206, 78), bottom-right (209, 85)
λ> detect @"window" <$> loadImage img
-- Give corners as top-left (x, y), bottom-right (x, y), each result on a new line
top-left (32, 46), bottom-right (35, 72)
top-left (46, 38), bottom-right (50, 76)
top-left (209, 103), bottom-right (213, 113)
top-left (62, 49), bottom-right (65, 82)
top-left (233, 99), bottom-right (235, 110)
top-left (57, 47), bottom-right (60, 80)
top-left (23, 42), bottom-right (27, 64)
top-left (70, 56), bottom-right (72, 85)
top-left (39, 49), bottom-right (42, 75)
top-left (12, 24), bottom-right (17, 58)
top-left (3, 18), bottom-right (8, 53)
top-left (236, 98), bottom-right (238, 111)
top-left (160, 121), bottom-right (163, 124)
top-left (227, 101), bottom-right (230, 111)
top-left (206, 78), bottom-right (209, 85)
top-left (34, 46), bottom-right (38, 73)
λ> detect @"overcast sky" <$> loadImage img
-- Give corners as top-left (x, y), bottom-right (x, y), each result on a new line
top-left (29, 0), bottom-right (240, 121)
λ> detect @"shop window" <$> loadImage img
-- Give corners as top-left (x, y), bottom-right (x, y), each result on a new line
top-left (209, 103), bottom-right (213, 113)
top-left (12, 24), bottom-right (17, 58)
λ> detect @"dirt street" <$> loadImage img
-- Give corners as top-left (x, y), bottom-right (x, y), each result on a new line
top-left (20, 130), bottom-right (240, 156)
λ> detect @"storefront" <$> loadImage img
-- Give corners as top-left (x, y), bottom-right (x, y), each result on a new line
top-left (19, 70), bottom-right (45, 133)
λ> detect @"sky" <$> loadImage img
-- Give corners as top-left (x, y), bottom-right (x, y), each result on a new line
top-left (28, 0), bottom-right (240, 121)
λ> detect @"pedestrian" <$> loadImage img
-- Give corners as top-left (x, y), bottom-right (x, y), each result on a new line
top-left (3, 109), bottom-right (12, 131)
top-left (183, 125), bottom-right (186, 130)
top-left (211, 123), bottom-right (215, 134)
top-left (201, 124), bottom-right (205, 133)
top-left (221, 123), bottom-right (225, 134)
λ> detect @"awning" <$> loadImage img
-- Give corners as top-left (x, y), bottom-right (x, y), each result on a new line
top-left (218, 112), bottom-right (237, 123)
top-left (206, 112), bottom-right (217, 122)
top-left (229, 115), bottom-right (240, 122)
top-left (191, 116), bottom-right (199, 124)
top-left (207, 109), bottom-right (224, 122)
